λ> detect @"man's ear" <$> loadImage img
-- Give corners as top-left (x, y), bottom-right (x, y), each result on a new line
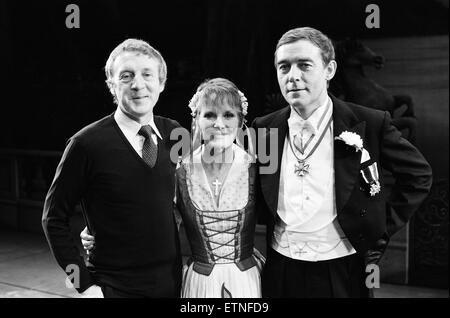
top-left (106, 80), bottom-right (118, 103)
top-left (325, 60), bottom-right (337, 81)
top-left (159, 83), bottom-right (165, 93)
top-left (106, 80), bottom-right (115, 96)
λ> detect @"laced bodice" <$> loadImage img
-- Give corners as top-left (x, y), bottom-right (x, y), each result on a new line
top-left (176, 145), bottom-right (257, 274)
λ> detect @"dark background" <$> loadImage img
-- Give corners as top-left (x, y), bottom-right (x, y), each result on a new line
top-left (0, 0), bottom-right (448, 290)
top-left (0, 0), bottom-right (448, 149)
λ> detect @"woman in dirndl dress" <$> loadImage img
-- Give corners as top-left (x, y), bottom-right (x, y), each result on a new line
top-left (176, 78), bottom-right (264, 298)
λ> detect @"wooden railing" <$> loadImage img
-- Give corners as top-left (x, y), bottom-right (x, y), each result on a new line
top-left (0, 148), bottom-right (63, 231)
top-left (0, 148), bottom-right (62, 203)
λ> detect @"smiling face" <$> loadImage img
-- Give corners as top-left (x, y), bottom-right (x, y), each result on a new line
top-left (110, 51), bottom-right (165, 123)
top-left (197, 100), bottom-right (240, 152)
top-left (276, 39), bottom-right (336, 115)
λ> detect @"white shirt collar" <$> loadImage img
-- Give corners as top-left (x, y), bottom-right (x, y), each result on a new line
top-left (288, 96), bottom-right (331, 131)
top-left (114, 107), bottom-right (163, 140)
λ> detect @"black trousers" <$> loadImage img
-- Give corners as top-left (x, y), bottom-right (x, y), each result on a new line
top-left (262, 248), bottom-right (370, 298)
top-left (100, 283), bottom-right (180, 298)
top-left (95, 258), bottom-right (182, 298)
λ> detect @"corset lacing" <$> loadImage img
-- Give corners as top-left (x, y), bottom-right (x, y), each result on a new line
top-left (197, 209), bottom-right (242, 264)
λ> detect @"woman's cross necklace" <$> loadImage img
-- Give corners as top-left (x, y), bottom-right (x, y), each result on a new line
top-left (202, 152), bottom-right (234, 196)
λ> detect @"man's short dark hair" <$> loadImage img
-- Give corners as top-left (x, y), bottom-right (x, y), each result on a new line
top-left (274, 27), bottom-right (335, 67)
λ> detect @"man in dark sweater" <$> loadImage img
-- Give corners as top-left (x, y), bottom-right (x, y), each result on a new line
top-left (42, 39), bottom-right (182, 297)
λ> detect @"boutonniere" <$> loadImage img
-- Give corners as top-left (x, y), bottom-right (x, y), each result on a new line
top-left (361, 162), bottom-right (381, 196)
top-left (335, 131), bottom-right (363, 152)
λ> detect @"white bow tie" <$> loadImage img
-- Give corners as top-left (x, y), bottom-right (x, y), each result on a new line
top-left (288, 118), bottom-right (316, 137)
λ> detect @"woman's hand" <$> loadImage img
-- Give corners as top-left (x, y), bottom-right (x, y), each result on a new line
top-left (80, 226), bottom-right (95, 254)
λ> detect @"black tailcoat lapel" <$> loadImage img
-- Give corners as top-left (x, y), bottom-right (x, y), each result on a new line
top-left (259, 106), bottom-right (290, 216)
top-left (332, 95), bottom-right (366, 213)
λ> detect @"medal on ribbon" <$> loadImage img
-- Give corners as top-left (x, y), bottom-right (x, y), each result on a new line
top-left (360, 162), bottom-right (381, 196)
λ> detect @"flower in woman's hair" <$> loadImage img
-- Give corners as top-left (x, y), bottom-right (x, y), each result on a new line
top-left (238, 90), bottom-right (248, 116)
top-left (335, 131), bottom-right (363, 152)
top-left (188, 90), bottom-right (202, 117)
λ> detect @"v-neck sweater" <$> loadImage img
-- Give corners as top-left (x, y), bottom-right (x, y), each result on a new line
top-left (43, 113), bottom-right (182, 295)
